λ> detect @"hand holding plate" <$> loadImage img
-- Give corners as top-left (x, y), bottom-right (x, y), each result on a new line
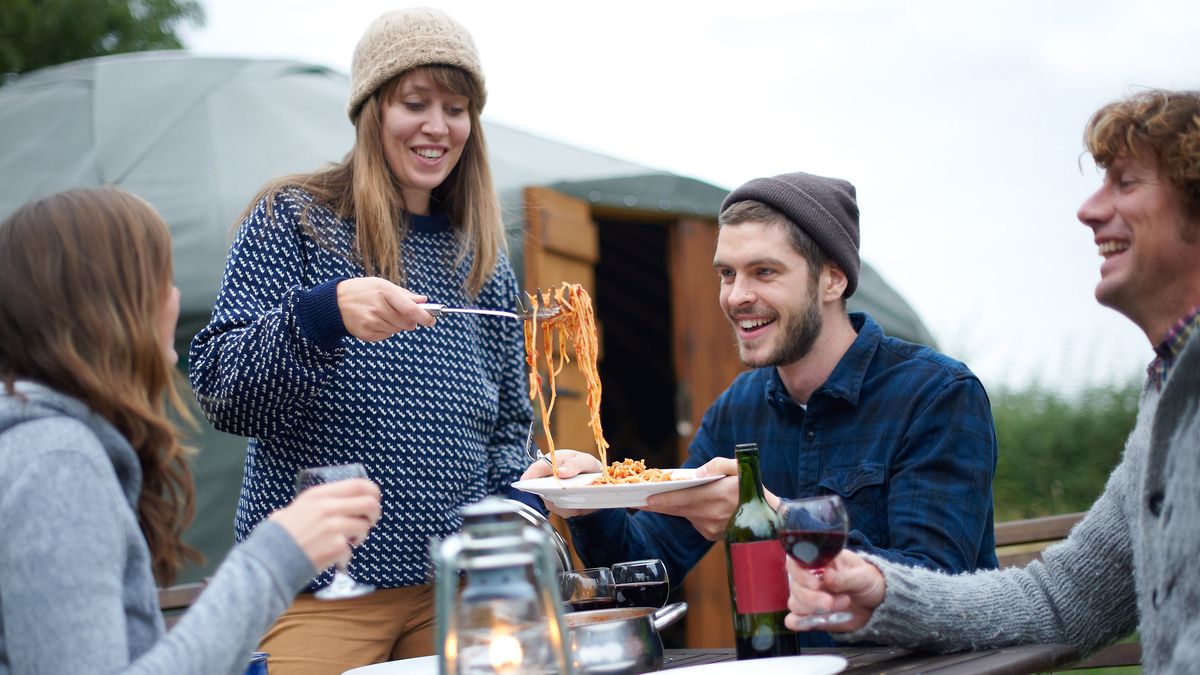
top-left (519, 448), bottom-right (604, 518)
top-left (641, 457), bottom-right (740, 541)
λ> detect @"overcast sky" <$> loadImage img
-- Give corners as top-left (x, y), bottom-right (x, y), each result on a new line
top-left (183, 0), bottom-right (1200, 393)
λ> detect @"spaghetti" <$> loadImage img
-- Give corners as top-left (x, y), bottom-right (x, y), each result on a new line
top-left (523, 282), bottom-right (673, 485)
top-left (524, 283), bottom-right (608, 470)
top-left (590, 458), bottom-right (674, 485)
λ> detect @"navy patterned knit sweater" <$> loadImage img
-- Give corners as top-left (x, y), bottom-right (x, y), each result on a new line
top-left (189, 188), bottom-right (531, 589)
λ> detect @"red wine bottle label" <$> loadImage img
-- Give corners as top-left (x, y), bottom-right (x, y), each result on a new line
top-left (729, 539), bottom-right (789, 613)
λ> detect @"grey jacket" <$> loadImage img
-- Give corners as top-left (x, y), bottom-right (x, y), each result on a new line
top-left (0, 382), bottom-right (315, 675)
top-left (846, 332), bottom-right (1200, 673)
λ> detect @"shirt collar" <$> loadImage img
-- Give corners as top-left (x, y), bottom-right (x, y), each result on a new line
top-left (764, 312), bottom-right (881, 409)
top-left (1147, 305), bottom-right (1200, 390)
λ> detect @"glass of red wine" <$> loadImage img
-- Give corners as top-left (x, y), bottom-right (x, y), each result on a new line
top-left (777, 494), bottom-right (853, 627)
top-left (612, 559), bottom-right (669, 608)
top-left (560, 567), bottom-right (616, 612)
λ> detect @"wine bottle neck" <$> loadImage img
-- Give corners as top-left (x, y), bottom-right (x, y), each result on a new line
top-left (736, 448), bottom-right (765, 504)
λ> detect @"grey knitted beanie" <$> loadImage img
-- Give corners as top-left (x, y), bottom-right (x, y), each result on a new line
top-left (721, 171), bottom-right (861, 297)
top-left (347, 7), bottom-right (486, 121)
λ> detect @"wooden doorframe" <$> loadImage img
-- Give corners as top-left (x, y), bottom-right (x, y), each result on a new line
top-left (668, 217), bottom-right (743, 648)
top-left (521, 189), bottom-right (742, 647)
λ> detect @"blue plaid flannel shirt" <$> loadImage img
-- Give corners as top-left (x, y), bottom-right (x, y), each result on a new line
top-left (568, 313), bottom-right (998, 646)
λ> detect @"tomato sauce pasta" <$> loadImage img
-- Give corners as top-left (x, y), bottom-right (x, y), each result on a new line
top-left (523, 283), bottom-right (673, 484)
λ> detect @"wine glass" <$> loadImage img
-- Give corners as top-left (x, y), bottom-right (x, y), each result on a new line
top-left (612, 559), bottom-right (670, 608)
top-left (295, 463), bottom-right (375, 600)
top-left (777, 494), bottom-right (853, 627)
top-left (559, 567), bottom-right (615, 612)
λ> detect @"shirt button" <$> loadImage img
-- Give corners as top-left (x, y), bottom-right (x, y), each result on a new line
top-left (805, 431), bottom-right (815, 441)
top-left (1148, 491), bottom-right (1165, 517)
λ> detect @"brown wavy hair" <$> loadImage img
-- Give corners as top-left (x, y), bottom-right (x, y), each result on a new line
top-left (0, 187), bottom-right (199, 584)
top-left (248, 64), bottom-right (504, 297)
top-left (1084, 88), bottom-right (1200, 223)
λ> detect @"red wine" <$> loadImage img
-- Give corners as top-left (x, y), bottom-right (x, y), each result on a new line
top-left (779, 529), bottom-right (847, 569)
top-left (614, 581), bottom-right (669, 608)
top-left (567, 597), bottom-right (616, 612)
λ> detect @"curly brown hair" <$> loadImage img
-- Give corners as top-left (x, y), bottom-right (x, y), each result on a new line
top-left (0, 187), bottom-right (199, 585)
top-left (1084, 89), bottom-right (1200, 222)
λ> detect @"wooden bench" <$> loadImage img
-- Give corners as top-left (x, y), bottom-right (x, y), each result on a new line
top-left (995, 512), bottom-right (1141, 669)
top-left (157, 581), bottom-right (207, 629)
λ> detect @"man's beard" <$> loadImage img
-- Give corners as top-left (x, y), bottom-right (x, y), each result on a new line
top-left (736, 283), bottom-right (823, 367)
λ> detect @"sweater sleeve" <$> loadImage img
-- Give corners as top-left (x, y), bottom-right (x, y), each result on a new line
top-left (132, 522), bottom-right (315, 675)
top-left (843, 454), bottom-right (1138, 656)
top-left (188, 190), bottom-right (346, 439)
top-left (0, 426), bottom-right (315, 675)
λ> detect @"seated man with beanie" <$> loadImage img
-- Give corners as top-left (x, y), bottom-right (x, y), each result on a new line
top-left (521, 171), bottom-right (1000, 648)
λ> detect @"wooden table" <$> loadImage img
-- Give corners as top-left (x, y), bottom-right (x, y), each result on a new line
top-left (663, 644), bottom-right (1081, 675)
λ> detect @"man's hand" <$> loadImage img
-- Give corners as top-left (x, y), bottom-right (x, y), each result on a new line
top-left (784, 550), bottom-right (886, 632)
top-left (519, 448), bottom-right (604, 518)
top-left (642, 456), bottom-right (783, 540)
top-left (336, 277), bottom-right (435, 341)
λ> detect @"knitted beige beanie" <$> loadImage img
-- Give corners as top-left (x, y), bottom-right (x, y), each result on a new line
top-left (347, 7), bottom-right (486, 121)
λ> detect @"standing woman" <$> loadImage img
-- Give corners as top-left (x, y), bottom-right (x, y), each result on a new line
top-left (0, 187), bottom-right (380, 675)
top-left (188, 7), bottom-right (531, 673)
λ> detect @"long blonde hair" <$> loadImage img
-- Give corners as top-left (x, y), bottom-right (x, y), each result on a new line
top-left (248, 65), bottom-right (504, 297)
top-left (0, 187), bottom-right (199, 585)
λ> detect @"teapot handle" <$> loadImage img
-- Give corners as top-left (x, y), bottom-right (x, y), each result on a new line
top-left (652, 601), bottom-right (689, 631)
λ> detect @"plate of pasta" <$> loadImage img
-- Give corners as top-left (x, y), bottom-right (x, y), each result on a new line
top-left (512, 466), bottom-right (723, 509)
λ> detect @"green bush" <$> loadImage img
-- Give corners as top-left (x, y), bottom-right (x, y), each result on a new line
top-left (991, 379), bottom-right (1141, 521)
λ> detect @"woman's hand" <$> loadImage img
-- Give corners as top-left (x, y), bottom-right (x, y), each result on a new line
top-left (336, 277), bottom-right (435, 341)
top-left (269, 478), bottom-right (382, 570)
top-left (785, 550), bottom-right (886, 632)
top-left (519, 448), bottom-right (604, 518)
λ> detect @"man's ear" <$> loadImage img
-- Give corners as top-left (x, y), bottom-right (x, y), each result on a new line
top-left (821, 264), bottom-right (848, 301)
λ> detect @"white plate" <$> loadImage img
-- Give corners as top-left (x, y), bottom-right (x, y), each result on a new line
top-left (668, 655), bottom-right (847, 675)
top-left (343, 654), bottom-right (437, 675)
top-left (511, 468), bottom-right (722, 508)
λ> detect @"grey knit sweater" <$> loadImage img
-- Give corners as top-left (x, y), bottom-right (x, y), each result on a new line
top-left (846, 332), bottom-right (1200, 673)
top-left (0, 382), bottom-right (316, 675)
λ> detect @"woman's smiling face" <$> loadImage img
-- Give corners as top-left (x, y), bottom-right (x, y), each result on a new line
top-left (379, 68), bottom-right (471, 214)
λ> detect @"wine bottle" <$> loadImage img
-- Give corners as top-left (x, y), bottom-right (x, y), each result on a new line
top-left (724, 442), bottom-right (799, 659)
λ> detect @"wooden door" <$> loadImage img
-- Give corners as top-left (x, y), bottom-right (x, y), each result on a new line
top-left (522, 186), bottom-right (600, 457)
top-left (669, 217), bottom-right (745, 647)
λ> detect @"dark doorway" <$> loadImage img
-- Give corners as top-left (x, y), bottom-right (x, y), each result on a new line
top-left (593, 217), bottom-right (677, 476)
top-left (594, 216), bottom-right (689, 648)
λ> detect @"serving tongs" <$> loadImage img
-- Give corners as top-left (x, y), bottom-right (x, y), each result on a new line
top-left (515, 287), bottom-right (566, 321)
top-left (418, 303), bottom-right (520, 320)
top-left (418, 287), bottom-right (567, 322)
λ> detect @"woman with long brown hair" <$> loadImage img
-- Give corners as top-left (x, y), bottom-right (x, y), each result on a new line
top-left (187, 7), bottom-right (532, 673)
top-left (0, 187), bottom-right (380, 675)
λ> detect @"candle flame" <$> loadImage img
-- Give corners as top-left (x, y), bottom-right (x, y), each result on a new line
top-left (489, 634), bottom-right (523, 672)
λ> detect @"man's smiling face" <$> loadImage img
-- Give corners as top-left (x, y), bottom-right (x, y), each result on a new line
top-left (714, 220), bottom-right (823, 368)
top-left (1077, 154), bottom-right (1198, 323)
